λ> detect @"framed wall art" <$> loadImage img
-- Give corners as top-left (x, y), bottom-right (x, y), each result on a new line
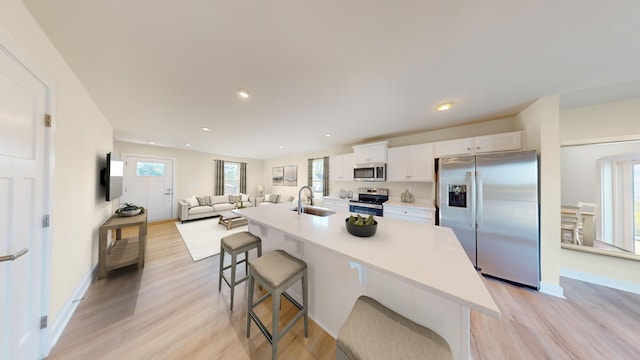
top-left (272, 166), bottom-right (284, 186)
top-left (284, 165), bottom-right (297, 186)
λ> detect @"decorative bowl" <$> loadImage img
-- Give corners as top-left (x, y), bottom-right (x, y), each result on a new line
top-left (345, 218), bottom-right (378, 237)
top-left (118, 208), bottom-right (142, 217)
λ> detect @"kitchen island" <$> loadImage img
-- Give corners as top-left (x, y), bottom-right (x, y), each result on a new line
top-left (235, 204), bottom-right (500, 360)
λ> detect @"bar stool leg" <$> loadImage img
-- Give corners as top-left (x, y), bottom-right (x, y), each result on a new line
top-left (246, 273), bottom-right (255, 337)
top-left (218, 248), bottom-right (225, 291)
top-left (230, 252), bottom-right (238, 311)
top-left (302, 272), bottom-right (308, 337)
top-left (272, 289), bottom-right (281, 360)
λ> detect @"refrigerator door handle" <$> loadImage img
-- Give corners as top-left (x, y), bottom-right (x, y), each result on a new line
top-left (467, 170), bottom-right (476, 229)
top-left (476, 170), bottom-right (483, 228)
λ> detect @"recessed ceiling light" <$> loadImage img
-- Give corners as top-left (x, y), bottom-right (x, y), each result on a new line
top-left (201, 127), bottom-right (210, 131)
top-left (248, 153), bottom-right (253, 157)
top-left (325, 133), bottom-right (332, 137)
top-left (437, 102), bottom-right (453, 112)
top-left (278, 145), bottom-right (283, 149)
top-left (237, 89), bottom-right (250, 99)
top-left (185, 143), bottom-right (191, 147)
top-left (148, 141), bottom-right (155, 144)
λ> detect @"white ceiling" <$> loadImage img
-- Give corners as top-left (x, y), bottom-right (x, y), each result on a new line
top-left (23, 0), bottom-right (640, 159)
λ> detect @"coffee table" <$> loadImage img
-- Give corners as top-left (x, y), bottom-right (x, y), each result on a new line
top-left (218, 211), bottom-right (248, 230)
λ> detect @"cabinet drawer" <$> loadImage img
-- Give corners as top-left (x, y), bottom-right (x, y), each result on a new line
top-left (383, 205), bottom-right (434, 224)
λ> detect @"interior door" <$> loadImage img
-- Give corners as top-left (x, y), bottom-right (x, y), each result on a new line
top-left (0, 43), bottom-right (48, 359)
top-left (124, 156), bottom-right (174, 221)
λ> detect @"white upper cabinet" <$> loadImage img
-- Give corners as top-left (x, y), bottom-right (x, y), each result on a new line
top-left (434, 131), bottom-right (525, 157)
top-left (387, 143), bottom-right (434, 182)
top-left (329, 153), bottom-right (354, 181)
top-left (353, 141), bottom-right (388, 164)
top-left (473, 131), bottom-right (523, 154)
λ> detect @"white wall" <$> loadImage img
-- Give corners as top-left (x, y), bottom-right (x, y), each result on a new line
top-left (113, 142), bottom-right (265, 209)
top-left (0, 0), bottom-right (113, 328)
top-left (559, 98), bottom-right (640, 285)
top-left (516, 95), bottom-right (562, 292)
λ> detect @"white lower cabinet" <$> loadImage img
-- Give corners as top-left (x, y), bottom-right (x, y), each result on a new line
top-left (383, 204), bottom-right (435, 225)
top-left (322, 197), bottom-right (350, 212)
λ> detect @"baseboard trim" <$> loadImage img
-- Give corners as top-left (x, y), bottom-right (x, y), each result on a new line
top-left (560, 268), bottom-right (640, 295)
top-left (539, 281), bottom-right (565, 298)
top-left (45, 264), bottom-right (96, 356)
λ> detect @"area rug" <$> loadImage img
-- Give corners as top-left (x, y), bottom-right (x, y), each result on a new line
top-left (175, 218), bottom-right (248, 261)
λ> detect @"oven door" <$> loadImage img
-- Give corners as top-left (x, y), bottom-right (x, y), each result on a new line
top-left (349, 202), bottom-right (383, 216)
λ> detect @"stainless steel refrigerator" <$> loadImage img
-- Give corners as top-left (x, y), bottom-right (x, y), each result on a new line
top-left (437, 151), bottom-right (540, 289)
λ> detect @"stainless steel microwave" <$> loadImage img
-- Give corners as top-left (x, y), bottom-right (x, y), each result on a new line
top-left (353, 163), bottom-right (386, 182)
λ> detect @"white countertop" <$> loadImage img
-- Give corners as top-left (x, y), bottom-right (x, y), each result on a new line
top-left (235, 204), bottom-right (500, 319)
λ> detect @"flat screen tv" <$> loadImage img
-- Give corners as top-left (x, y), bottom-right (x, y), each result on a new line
top-left (100, 152), bottom-right (124, 201)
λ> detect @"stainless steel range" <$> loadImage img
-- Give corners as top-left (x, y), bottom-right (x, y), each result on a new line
top-left (348, 187), bottom-right (389, 216)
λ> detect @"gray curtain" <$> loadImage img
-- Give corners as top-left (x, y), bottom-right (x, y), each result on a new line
top-left (308, 157), bottom-right (330, 196)
top-left (323, 156), bottom-right (329, 196)
top-left (240, 162), bottom-right (247, 194)
top-left (214, 160), bottom-right (224, 195)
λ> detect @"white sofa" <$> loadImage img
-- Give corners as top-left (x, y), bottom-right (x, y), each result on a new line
top-left (179, 194), bottom-right (254, 222)
top-left (255, 193), bottom-right (312, 207)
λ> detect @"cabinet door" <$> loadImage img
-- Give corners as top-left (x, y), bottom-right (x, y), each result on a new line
top-left (341, 153), bottom-right (354, 181)
top-left (474, 131), bottom-right (523, 154)
top-left (386, 146), bottom-right (409, 181)
top-left (330, 154), bottom-right (354, 181)
top-left (329, 155), bottom-right (344, 181)
top-left (368, 144), bottom-right (387, 163)
top-left (407, 143), bottom-right (433, 182)
top-left (434, 138), bottom-right (473, 157)
top-left (353, 143), bottom-right (387, 163)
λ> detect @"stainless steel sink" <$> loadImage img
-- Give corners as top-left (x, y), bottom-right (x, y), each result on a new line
top-left (291, 205), bottom-right (336, 217)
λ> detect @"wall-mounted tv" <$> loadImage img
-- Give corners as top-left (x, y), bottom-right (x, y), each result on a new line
top-left (100, 152), bottom-right (124, 202)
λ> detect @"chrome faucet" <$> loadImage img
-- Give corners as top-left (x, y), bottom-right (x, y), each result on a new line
top-left (297, 186), bottom-right (314, 214)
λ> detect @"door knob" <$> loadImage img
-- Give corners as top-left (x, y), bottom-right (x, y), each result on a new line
top-left (0, 248), bottom-right (28, 262)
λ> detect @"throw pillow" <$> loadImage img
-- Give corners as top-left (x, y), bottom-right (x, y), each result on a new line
top-left (269, 194), bottom-right (280, 203)
top-left (196, 196), bottom-right (211, 206)
top-left (229, 194), bottom-right (240, 203)
top-left (263, 193), bottom-right (273, 202)
top-left (186, 195), bottom-right (199, 208)
top-left (210, 195), bottom-right (228, 204)
top-left (241, 194), bottom-right (250, 202)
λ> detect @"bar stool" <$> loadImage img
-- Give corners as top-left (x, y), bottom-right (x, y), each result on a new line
top-left (218, 231), bottom-right (262, 311)
top-left (337, 295), bottom-right (452, 360)
top-left (246, 249), bottom-right (308, 360)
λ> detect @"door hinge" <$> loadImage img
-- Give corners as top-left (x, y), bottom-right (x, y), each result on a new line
top-left (40, 315), bottom-right (48, 329)
top-left (43, 215), bottom-right (50, 228)
top-left (44, 114), bottom-right (52, 127)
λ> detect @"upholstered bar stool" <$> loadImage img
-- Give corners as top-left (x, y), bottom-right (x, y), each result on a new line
top-left (246, 249), bottom-right (308, 360)
top-left (218, 231), bottom-right (262, 311)
top-left (337, 295), bottom-right (452, 360)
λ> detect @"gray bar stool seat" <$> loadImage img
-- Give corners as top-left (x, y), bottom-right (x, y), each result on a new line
top-left (218, 231), bottom-right (262, 311)
top-left (337, 295), bottom-right (452, 360)
top-left (246, 249), bottom-right (308, 360)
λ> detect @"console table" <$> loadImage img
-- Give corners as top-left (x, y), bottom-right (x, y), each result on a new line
top-left (98, 212), bottom-right (148, 279)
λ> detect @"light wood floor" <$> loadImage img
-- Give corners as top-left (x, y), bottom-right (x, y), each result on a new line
top-left (47, 220), bottom-right (640, 359)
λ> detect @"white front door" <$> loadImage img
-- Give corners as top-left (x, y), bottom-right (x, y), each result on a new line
top-left (123, 156), bottom-right (174, 221)
top-left (0, 42), bottom-right (49, 359)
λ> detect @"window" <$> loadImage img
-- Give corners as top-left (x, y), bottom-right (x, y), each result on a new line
top-left (311, 158), bottom-right (324, 196)
top-left (224, 162), bottom-right (240, 194)
top-left (601, 157), bottom-right (638, 254)
top-left (136, 162), bottom-right (165, 177)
